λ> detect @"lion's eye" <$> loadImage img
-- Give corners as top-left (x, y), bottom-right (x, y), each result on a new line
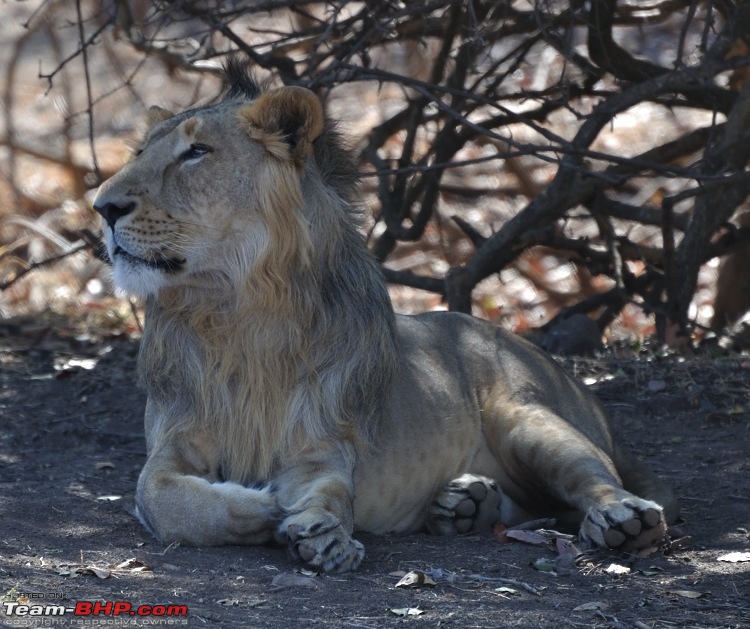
top-left (179, 144), bottom-right (212, 161)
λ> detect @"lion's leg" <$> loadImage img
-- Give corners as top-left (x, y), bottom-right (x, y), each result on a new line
top-left (136, 448), bottom-right (279, 546)
top-left (483, 396), bottom-right (667, 551)
top-left (273, 446), bottom-right (363, 574)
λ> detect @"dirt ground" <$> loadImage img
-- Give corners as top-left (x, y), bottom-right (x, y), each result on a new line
top-left (1, 326), bottom-right (749, 629)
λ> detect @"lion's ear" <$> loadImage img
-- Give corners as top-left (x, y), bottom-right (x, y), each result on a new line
top-left (239, 87), bottom-right (324, 165)
top-left (146, 105), bottom-right (175, 129)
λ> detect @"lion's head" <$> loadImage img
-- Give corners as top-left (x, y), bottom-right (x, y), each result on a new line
top-left (94, 62), bottom-right (354, 303)
top-left (94, 62), bottom-right (398, 482)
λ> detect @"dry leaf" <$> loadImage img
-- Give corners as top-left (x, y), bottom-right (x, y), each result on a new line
top-left (395, 570), bottom-right (436, 588)
top-left (389, 608), bottom-right (424, 617)
top-left (55, 357), bottom-right (98, 372)
top-left (573, 601), bottom-right (609, 612)
top-left (505, 529), bottom-right (548, 545)
top-left (669, 590), bottom-right (706, 599)
top-left (115, 558), bottom-right (150, 572)
top-left (605, 563), bottom-right (631, 575)
top-left (556, 538), bottom-right (581, 558)
top-left (717, 552), bottom-right (750, 562)
top-left (81, 566), bottom-right (111, 579)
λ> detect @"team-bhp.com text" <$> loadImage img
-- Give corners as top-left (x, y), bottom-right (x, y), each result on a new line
top-left (3, 601), bottom-right (188, 620)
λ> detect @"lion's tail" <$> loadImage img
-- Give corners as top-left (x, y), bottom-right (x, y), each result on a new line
top-left (613, 445), bottom-right (680, 523)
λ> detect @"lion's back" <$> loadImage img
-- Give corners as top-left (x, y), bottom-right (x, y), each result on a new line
top-left (394, 311), bottom-right (608, 424)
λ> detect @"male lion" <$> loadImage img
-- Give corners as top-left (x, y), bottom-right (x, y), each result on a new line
top-left (93, 62), bottom-right (677, 573)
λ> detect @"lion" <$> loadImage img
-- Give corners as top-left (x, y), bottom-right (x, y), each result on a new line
top-left (93, 61), bottom-right (678, 573)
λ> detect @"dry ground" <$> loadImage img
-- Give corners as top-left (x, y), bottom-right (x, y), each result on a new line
top-left (1, 327), bottom-right (749, 629)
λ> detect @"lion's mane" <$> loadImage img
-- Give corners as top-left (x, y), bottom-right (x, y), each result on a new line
top-left (139, 62), bottom-right (399, 482)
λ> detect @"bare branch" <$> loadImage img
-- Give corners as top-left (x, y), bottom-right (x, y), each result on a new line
top-left (9, 0), bottom-right (750, 345)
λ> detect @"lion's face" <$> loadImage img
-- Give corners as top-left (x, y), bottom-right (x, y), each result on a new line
top-left (93, 87), bottom-right (324, 298)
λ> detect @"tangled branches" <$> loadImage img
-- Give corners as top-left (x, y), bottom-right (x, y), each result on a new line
top-left (17, 0), bottom-right (750, 343)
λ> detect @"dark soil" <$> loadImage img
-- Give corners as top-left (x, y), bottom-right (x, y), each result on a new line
top-left (1, 328), bottom-right (749, 628)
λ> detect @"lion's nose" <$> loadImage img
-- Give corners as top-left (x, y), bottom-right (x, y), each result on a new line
top-left (93, 200), bottom-right (136, 231)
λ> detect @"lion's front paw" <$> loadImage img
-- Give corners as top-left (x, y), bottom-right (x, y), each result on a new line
top-left (426, 474), bottom-right (503, 535)
top-left (278, 510), bottom-right (364, 573)
top-left (580, 496), bottom-right (667, 552)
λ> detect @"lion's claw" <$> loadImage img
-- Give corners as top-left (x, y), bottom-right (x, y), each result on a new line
top-left (279, 512), bottom-right (364, 573)
top-left (288, 530), bottom-right (364, 573)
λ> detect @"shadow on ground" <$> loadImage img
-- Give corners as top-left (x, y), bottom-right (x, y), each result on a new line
top-left (1, 331), bottom-right (749, 628)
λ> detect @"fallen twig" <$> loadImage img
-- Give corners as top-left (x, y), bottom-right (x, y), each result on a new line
top-left (466, 574), bottom-right (543, 597)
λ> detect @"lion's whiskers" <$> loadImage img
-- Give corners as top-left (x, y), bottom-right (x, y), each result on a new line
top-left (170, 218), bottom-right (225, 233)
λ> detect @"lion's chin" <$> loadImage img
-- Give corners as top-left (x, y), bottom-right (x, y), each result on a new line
top-left (106, 242), bottom-right (186, 298)
top-left (111, 257), bottom-right (170, 298)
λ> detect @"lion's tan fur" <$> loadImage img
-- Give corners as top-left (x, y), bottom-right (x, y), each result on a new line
top-left (136, 160), bottom-right (315, 482)
top-left (100, 68), bottom-right (397, 484)
top-left (93, 63), bottom-right (676, 573)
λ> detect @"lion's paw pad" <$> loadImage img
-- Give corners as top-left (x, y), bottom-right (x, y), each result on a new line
top-left (427, 474), bottom-right (503, 535)
top-left (581, 498), bottom-right (666, 552)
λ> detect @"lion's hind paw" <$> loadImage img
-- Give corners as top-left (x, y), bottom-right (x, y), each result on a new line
top-left (426, 474), bottom-right (503, 535)
top-left (580, 497), bottom-right (667, 552)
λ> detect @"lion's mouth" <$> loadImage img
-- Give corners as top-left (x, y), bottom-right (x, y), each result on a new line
top-left (113, 245), bottom-right (185, 273)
